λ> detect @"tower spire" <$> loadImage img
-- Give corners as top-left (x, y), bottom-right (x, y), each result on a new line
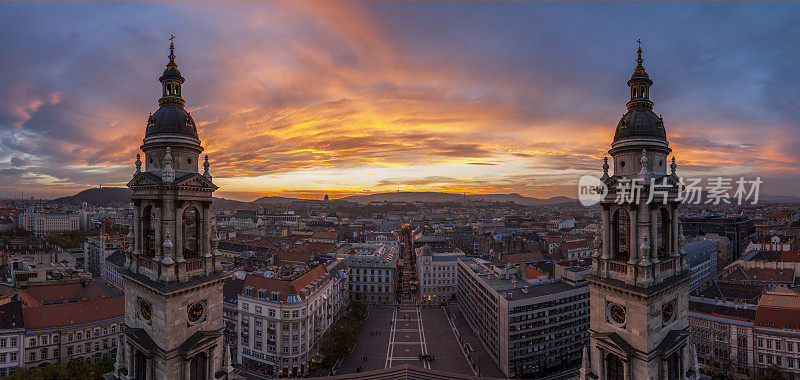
top-left (168, 35), bottom-right (176, 65)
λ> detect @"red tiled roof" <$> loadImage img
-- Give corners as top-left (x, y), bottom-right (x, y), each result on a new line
top-left (241, 265), bottom-right (329, 302)
top-left (525, 266), bottom-right (547, 279)
top-left (780, 252), bottom-right (800, 263)
top-left (19, 281), bottom-right (118, 306)
top-left (565, 239), bottom-right (590, 250)
top-left (23, 297), bottom-right (124, 329)
top-left (310, 231), bottom-right (339, 240)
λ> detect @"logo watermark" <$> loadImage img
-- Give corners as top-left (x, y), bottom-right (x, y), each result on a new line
top-left (578, 175), bottom-right (609, 206)
top-left (577, 176), bottom-right (762, 206)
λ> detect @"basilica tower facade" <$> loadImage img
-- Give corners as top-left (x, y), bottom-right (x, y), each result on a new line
top-left (580, 45), bottom-right (699, 380)
top-left (116, 41), bottom-right (230, 380)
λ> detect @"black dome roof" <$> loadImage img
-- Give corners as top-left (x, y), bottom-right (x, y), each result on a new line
top-left (613, 108), bottom-right (666, 143)
top-left (145, 104), bottom-right (198, 140)
top-left (160, 65), bottom-right (182, 81)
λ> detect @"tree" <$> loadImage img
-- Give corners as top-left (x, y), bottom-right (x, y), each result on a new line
top-left (5, 359), bottom-right (115, 380)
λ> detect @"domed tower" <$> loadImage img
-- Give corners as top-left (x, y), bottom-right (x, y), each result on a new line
top-left (610, 44), bottom-right (671, 178)
top-left (580, 43), bottom-right (699, 380)
top-left (142, 40), bottom-right (202, 177)
top-left (118, 39), bottom-right (232, 380)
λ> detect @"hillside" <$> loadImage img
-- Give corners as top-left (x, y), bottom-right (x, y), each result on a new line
top-left (338, 192), bottom-right (575, 206)
top-left (53, 187), bottom-right (132, 207)
top-left (52, 187), bottom-right (251, 209)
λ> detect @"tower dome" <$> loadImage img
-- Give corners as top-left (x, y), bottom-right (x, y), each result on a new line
top-left (612, 44), bottom-right (667, 144)
top-left (144, 39), bottom-right (199, 140)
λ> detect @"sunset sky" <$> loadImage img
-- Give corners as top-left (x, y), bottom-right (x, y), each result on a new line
top-left (1, 2), bottom-right (799, 201)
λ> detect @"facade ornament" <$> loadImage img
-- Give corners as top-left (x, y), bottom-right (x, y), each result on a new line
top-left (593, 229), bottom-right (602, 257)
top-left (162, 147), bottom-right (175, 182)
top-left (225, 344), bottom-right (234, 376)
top-left (639, 230), bottom-right (651, 266)
top-left (579, 345), bottom-right (590, 379)
top-left (601, 157), bottom-right (610, 180)
top-left (203, 155), bottom-right (212, 180)
top-left (211, 226), bottom-right (221, 256)
top-left (162, 231), bottom-right (174, 264)
top-left (135, 153), bottom-right (142, 173)
top-left (637, 148), bottom-right (651, 183)
top-left (677, 225), bottom-right (685, 257)
top-left (114, 338), bottom-right (123, 377)
top-left (670, 156), bottom-right (677, 176)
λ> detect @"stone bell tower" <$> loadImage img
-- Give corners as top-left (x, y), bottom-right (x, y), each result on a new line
top-left (115, 39), bottom-right (233, 380)
top-left (579, 43), bottom-right (699, 380)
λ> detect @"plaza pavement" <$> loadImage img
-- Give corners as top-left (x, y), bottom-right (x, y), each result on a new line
top-left (337, 303), bottom-right (505, 378)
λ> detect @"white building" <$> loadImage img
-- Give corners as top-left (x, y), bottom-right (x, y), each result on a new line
top-left (332, 243), bottom-right (398, 305)
top-left (237, 259), bottom-right (350, 378)
top-left (416, 245), bottom-right (464, 305)
top-left (18, 210), bottom-right (81, 236)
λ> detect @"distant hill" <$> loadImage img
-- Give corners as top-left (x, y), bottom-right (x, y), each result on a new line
top-left (338, 192), bottom-right (575, 206)
top-left (252, 195), bottom-right (305, 204)
top-left (54, 187), bottom-right (132, 207)
top-left (53, 187), bottom-right (252, 209)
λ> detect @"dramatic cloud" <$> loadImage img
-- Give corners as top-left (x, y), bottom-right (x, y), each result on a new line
top-left (0, 2), bottom-right (799, 200)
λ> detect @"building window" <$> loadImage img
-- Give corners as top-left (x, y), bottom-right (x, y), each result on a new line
top-left (29, 352), bottom-right (35, 362)
top-left (29, 338), bottom-right (36, 347)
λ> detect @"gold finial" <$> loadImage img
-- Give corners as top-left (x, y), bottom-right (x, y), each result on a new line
top-left (168, 35), bottom-right (176, 63)
top-left (635, 39), bottom-right (643, 66)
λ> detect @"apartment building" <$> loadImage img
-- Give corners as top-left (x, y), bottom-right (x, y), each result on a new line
top-left (19, 210), bottom-right (82, 236)
top-left (685, 239), bottom-right (719, 290)
top-left (416, 245), bottom-right (464, 305)
top-left (0, 300), bottom-right (24, 377)
top-left (332, 243), bottom-right (397, 305)
top-left (18, 279), bottom-right (124, 367)
top-left (457, 257), bottom-right (590, 378)
top-left (237, 259), bottom-right (350, 378)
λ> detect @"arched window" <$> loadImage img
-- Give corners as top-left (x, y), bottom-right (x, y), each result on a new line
top-left (142, 205), bottom-right (157, 258)
top-left (183, 207), bottom-right (200, 259)
top-left (612, 208), bottom-right (630, 262)
top-left (190, 352), bottom-right (207, 380)
top-left (606, 353), bottom-right (624, 380)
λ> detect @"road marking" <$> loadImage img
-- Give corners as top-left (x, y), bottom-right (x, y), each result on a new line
top-left (384, 306), bottom-right (398, 369)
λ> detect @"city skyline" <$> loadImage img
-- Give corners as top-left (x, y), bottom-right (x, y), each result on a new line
top-left (1, 2), bottom-right (799, 201)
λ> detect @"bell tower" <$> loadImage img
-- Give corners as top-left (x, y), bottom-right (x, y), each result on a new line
top-left (580, 43), bottom-right (699, 380)
top-left (116, 39), bottom-right (232, 380)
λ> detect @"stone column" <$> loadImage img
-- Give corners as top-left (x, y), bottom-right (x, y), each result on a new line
top-left (598, 349), bottom-right (606, 380)
top-left (601, 206), bottom-right (610, 259)
top-left (629, 207), bottom-right (639, 265)
top-left (125, 343), bottom-right (135, 379)
top-left (133, 203), bottom-right (141, 253)
top-left (661, 357), bottom-right (668, 379)
top-left (183, 358), bottom-right (190, 380)
top-left (649, 208), bottom-right (658, 262)
top-left (208, 347), bottom-right (215, 379)
top-left (175, 202), bottom-right (184, 262)
top-left (672, 205), bottom-right (679, 257)
top-left (145, 356), bottom-right (153, 380)
top-left (162, 199), bottom-right (175, 261)
top-left (622, 359), bottom-right (629, 380)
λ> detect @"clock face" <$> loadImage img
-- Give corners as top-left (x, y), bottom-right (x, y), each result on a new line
top-left (188, 302), bottom-right (205, 323)
top-left (662, 301), bottom-right (675, 323)
top-left (139, 300), bottom-right (152, 322)
top-left (608, 303), bottom-right (626, 325)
